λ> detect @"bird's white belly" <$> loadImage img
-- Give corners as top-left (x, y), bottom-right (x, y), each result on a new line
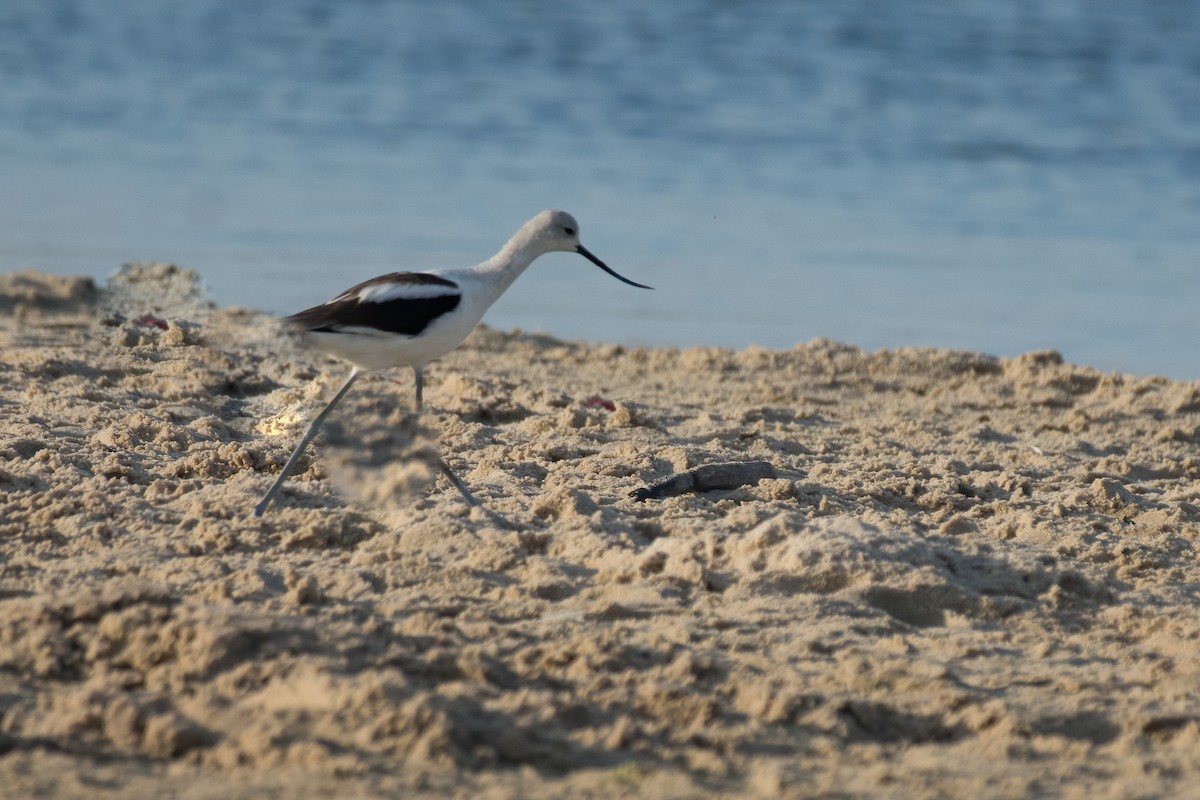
top-left (306, 306), bottom-right (481, 372)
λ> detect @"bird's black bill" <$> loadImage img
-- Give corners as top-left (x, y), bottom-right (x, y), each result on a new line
top-left (577, 245), bottom-right (654, 289)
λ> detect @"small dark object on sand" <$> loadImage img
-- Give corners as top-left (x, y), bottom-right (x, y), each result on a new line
top-left (630, 461), bottom-right (776, 502)
top-left (136, 315), bottom-right (169, 330)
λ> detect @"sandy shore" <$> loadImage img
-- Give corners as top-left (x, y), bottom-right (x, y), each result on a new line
top-left (2, 264), bottom-right (1199, 798)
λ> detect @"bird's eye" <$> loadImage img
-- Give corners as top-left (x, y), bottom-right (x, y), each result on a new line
top-left (564, 227), bottom-right (576, 236)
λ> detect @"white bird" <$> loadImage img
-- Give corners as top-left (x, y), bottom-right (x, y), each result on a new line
top-left (253, 209), bottom-right (652, 516)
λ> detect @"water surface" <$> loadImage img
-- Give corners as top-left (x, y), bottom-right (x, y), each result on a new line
top-left (2, 0), bottom-right (1198, 377)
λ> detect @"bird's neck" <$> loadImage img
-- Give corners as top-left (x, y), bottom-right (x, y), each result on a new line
top-left (474, 241), bottom-right (543, 297)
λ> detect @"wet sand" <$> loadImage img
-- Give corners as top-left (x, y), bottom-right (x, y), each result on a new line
top-left (2, 265), bottom-right (1199, 798)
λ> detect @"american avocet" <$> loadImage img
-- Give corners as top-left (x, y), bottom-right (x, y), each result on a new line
top-left (253, 209), bottom-right (652, 517)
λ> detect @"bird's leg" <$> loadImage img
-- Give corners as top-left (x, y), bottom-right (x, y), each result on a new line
top-left (402, 365), bottom-right (476, 508)
top-left (409, 367), bottom-right (477, 507)
top-left (253, 368), bottom-right (360, 517)
top-left (435, 456), bottom-right (479, 507)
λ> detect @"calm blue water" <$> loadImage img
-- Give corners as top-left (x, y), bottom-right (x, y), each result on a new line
top-left (3, 1), bottom-right (1199, 378)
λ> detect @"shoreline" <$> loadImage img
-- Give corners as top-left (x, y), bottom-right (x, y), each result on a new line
top-left (2, 264), bottom-right (1199, 798)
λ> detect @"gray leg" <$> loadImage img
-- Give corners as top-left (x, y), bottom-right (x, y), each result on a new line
top-left (408, 365), bottom-right (473, 505)
top-left (436, 456), bottom-right (479, 507)
top-left (437, 454), bottom-right (513, 527)
top-left (253, 368), bottom-right (360, 517)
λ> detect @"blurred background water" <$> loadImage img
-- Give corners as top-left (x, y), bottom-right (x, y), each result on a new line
top-left (2, 0), bottom-right (1198, 378)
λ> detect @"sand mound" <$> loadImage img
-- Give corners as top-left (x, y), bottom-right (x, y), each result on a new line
top-left (1, 265), bottom-right (1199, 798)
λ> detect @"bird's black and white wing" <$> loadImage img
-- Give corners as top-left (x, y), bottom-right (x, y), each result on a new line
top-left (286, 272), bottom-right (462, 338)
